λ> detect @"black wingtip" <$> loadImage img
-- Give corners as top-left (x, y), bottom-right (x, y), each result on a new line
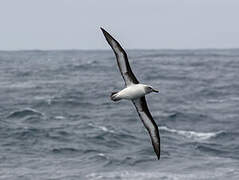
top-left (101, 27), bottom-right (112, 41)
top-left (100, 27), bottom-right (119, 50)
top-left (100, 27), bottom-right (105, 32)
top-left (156, 146), bottom-right (161, 160)
top-left (100, 27), bottom-right (107, 35)
top-left (100, 27), bottom-right (109, 39)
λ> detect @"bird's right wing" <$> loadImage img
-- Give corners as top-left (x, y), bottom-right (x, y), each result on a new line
top-left (101, 28), bottom-right (139, 86)
top-left (132, 97), bottom-right (160, 160)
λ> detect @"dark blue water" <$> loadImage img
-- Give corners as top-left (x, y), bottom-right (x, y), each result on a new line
top-left (0, 49), bottom-right (239, 179)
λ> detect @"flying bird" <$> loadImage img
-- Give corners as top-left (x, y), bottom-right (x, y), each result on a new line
top-left (101, 28), bottom-right (160, 160)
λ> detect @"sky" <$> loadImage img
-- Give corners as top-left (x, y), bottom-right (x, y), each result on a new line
top-left (0, 0), bottom-right (238, 50)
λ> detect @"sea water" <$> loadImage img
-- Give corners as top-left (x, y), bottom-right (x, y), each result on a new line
top-left (0, 49), bottom-right (239, 179)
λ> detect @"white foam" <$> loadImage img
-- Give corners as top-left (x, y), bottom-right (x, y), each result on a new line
top-left (54, 116), bottom-right (65, 120)
top-left (97, 153), bottom-right (106, 157)
top-left (159, 126), bottom-right (221, 141)
top-left (88, 123), bottom-right (115, 133)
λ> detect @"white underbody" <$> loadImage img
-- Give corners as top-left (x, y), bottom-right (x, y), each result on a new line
top-left (116, 84), bottom-right (148, 100)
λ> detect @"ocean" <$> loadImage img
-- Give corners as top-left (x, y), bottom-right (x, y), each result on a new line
top-left (0, 49), bottom-right (239, 179)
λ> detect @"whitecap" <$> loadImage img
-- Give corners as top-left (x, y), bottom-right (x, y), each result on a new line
top-left (98, 126), bottom-right (115, 133)
top-left (97, 153), bottom-right (106, 157)
top-left (54, 116), bottom-right (65, 120)
top-left (88, 123), bottom-right (115, 133)
top-left (159, 126), bottom-right (221, 141)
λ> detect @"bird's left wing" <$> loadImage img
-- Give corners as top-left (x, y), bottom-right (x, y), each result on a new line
top-left (101, 28), bottom-right (139, 86)
top-left (132, 97), bottom-right (160, 160)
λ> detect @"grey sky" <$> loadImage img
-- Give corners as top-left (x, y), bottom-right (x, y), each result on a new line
top-left (0, 0), bottom-right (238, 50)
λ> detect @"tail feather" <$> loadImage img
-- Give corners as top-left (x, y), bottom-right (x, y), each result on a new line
top-left (110, 92), bottom-right (121, 101)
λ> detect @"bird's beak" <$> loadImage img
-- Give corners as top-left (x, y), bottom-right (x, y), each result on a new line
top-left (152, 89), bottom-right (159, 93)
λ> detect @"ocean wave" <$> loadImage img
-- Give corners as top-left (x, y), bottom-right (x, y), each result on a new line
top-left (12, 127), bottom-right (47, 140)
top-left (8, 81), bottom-right (36, 89)
top-left (49, 97), bottom-right (92, 107)
top-left (86, 171), bottom-right (171, 180)
top-left (207, 96), bottom-right (239, 103)
top-left (159, 126), bottom-right (222, 141)
top-left (86, 169), bottom-right (237, 180)
top-left (88, 123), bottom-right (115, 134)
top-left (54, 116), bottom-right (65, 120)
top-left (7, 108), bottom-right (44, 119)
top-left (195, 144), bottom-right (226, 155)
top-left (65, 60), bottom-right (99, 71)
top-left (85, 123), bottom-right (138, 147)
top-left (52, 147), bottom-right (79, 153)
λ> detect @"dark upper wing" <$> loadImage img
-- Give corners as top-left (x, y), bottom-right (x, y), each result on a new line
top-left (132, 97), bottom-right (160, 160)
top-left (101, 28), bottom-right (139, 86)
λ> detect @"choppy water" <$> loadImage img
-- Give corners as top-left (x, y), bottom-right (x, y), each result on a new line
top-left (0, 49), bottom-right (239, 179)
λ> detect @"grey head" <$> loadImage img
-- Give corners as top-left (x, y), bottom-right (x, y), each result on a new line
top-left (144, 85), bottom-right (159, 94)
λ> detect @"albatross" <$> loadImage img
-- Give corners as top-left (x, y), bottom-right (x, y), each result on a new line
top-left (101, 28), bottom-right (160, 160)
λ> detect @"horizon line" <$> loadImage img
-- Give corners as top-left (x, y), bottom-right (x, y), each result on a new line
top-left (0, 47), bottom-right (239, 52)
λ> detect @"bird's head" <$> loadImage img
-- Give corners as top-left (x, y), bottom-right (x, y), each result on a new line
top-left (144, 85), bottom-right (159, 94)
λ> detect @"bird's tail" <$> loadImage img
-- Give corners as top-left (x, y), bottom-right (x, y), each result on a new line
top-left (110, 92), bottom-right (121, 101)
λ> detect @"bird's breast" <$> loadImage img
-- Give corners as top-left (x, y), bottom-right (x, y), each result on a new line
top-left (117, 84), bottom-right (146, 100)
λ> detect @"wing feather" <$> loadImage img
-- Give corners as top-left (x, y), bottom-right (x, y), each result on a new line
top-left (133, 97), bottom-right (160, 160)
top-left (101, 28), bottom-right (139, 86)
